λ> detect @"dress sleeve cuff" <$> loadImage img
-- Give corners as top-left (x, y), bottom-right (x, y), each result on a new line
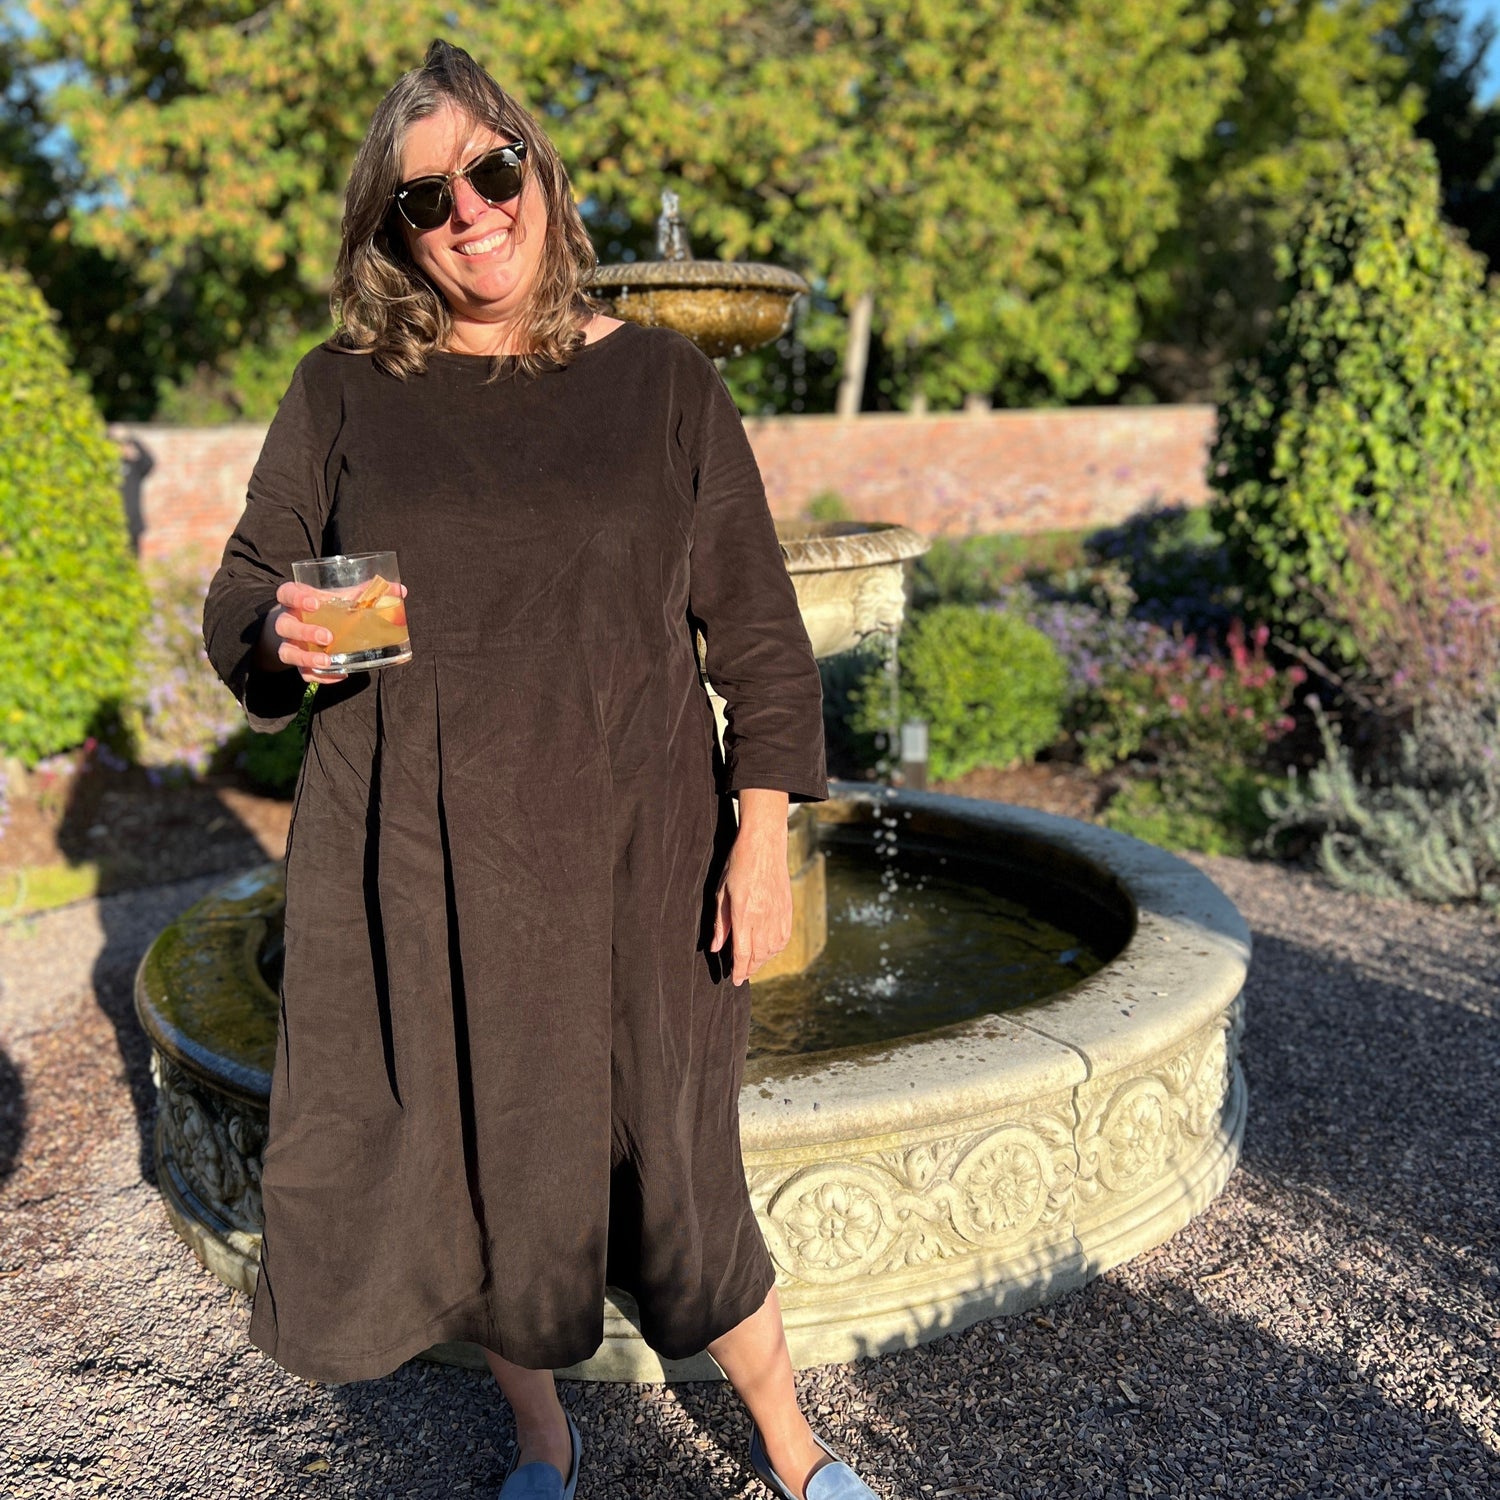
top-left (239, 659), bottom-right (309, 735)
top-left (724, 768), bottom-right (829, 804)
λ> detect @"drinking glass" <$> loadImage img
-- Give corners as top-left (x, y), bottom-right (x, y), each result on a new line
top-left (290, 551), bottom-right (412, 672)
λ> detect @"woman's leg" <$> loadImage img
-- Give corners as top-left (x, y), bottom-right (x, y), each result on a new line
top-left (707, 1284), bottom-right (831, 1500)
top-left (482, 1347), bottom-right (575, 1478)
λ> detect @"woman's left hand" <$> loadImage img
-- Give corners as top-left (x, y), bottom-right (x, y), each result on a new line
top-left (711, 789), bottom-right (793, 985)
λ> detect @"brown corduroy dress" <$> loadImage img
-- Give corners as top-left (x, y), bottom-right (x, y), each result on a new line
top-left (201, 323), bottom-right (827, 1383)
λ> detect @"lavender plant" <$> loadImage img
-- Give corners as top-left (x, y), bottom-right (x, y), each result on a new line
top-left (124, 560), bottom-right (245, 778)
top-left (991, 584), bottom-right (1302, 774)
top-left (1263, 701), bottom-right (1500, 905)
top-left (1265, 502), bottom-right (1500, 905)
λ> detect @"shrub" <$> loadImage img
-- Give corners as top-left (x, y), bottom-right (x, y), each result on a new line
top-left (855, 604), bottom-right (1067, 780)
top-left (1314, 495), bottom-right (1500, 721)
top-left (819, 641), bottom-right (888, 778)
top-left (108, 554), bottom-right (316, 789)
top-left (1104, 765), bottom-right (1284, 858)
top-left (1212, 116), bottom-right (1500, 660)
top-left (0, 266), bottom-right (149, 764)
top-left (803, 489), bottom-right (853, 524)
top-left (1263, 702), bottom-right (1500, 906)
top-left (1068, 619), bottom-right (1303, 774)
top-left (232, 699), bottom-right (311, 798)
top-left (999, 584), bottom-right (1304, 775)
top-left (908, 530), bottom-right (1092, 612)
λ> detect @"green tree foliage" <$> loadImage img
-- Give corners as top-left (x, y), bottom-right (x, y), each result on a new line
top-left (0, 27), bottom-right (164, 417)
top-left (1211, 115), bottom-right (1500, 659)
top-left (0, 265), bottom-right (148, 763)
top-left (1396, 1), bottom-right (1500, 275)
top-left (1139, 0), bottom-right (1417, 402)
top-left (23, 0), bottom-right (1240, 414)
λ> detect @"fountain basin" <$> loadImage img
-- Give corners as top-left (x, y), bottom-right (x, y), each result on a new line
top-left (135, 786), bottom-right (1247, 1380)
top-left (588, 259), bottom-right (809, 359)
top-left (778, 522), bottom-right (930, 660)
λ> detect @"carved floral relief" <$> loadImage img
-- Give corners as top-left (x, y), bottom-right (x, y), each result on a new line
top-left (152, 1053), bottom-right (267, 1234)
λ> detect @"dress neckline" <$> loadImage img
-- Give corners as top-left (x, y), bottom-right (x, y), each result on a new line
top-left (428, 321), bottom-right (635, 363)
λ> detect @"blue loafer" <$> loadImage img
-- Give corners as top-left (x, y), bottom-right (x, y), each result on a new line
top-left (499, 1409), bottom-right (581, 1500)
top-left (749, 1424), bottom-right (878, 1500)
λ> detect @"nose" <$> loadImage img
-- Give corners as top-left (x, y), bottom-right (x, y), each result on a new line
top-left (450, 170), bottom-right (516, 227)
top-left (449, 172), bottom-right (490, 225)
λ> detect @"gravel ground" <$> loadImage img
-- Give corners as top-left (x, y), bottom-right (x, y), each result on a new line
top-left (1, 857), bottom-right (1496, 1499)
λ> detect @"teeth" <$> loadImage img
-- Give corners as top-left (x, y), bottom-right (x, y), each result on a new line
top-left (458, 230), bottom-right (508, 255)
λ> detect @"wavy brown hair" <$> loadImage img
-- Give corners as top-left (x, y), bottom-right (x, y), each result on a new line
top-left (331, 39), bottom-right (600, 377)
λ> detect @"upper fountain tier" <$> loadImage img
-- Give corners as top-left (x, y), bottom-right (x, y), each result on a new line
top-left (588, 191), bottom-right (810, 359)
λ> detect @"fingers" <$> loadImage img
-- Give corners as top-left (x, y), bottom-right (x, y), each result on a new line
top-left (272, 583), bottom-right (344, 681)
top-left (710, 878), bottom-right (728, 954)
top-left (720, 900), bottom-right (791, 985)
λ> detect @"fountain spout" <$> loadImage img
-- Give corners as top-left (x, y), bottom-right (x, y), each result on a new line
top-left (656, 190), bottom-right (695, 262)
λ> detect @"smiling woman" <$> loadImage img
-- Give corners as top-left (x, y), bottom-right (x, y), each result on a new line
top-left (330, 40), bottom-right (603, 379)
top-left (395, 115), bottom-right (549, 353)
top-left (197, 36), bottom-right (877, 1500)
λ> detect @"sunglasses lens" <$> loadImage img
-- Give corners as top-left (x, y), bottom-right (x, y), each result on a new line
top-left (401, 182), bottom-right (450, 231)
top-left (468, 154), bottom-right (524, 206)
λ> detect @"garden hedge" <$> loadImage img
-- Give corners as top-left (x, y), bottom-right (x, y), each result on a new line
top-left (0, 265), bottom-right (147, 764)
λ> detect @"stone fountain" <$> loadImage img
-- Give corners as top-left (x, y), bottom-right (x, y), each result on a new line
top-left (588, 192), bottom-right (810, 359)
top-left (135, 201), bottom-right (1248, 1381)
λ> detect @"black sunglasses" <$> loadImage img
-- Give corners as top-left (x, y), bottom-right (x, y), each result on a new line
top-left (392, 141), bottom-right (528, 231)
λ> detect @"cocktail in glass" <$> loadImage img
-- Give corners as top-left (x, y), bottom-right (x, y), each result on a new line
top-left (290, 551), bottom-right (412, 672)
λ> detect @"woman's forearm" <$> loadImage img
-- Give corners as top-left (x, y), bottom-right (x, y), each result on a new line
top-left (736, 788), bottom-right (790, 838)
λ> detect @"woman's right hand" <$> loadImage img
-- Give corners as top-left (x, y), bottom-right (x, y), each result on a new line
top-left (256, 580), bottom-right (409, 684)
top-left (256, 582), bottom-right (348, 684)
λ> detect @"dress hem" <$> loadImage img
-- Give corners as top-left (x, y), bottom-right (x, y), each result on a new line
top-left (247, 1263), bottom-right (780, 1385)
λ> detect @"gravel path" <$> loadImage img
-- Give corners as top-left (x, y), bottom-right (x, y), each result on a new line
top-left (1, 857), bottom-right (1496, 1499)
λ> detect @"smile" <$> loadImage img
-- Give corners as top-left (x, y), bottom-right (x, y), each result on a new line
top-left (456, 229), bottom-right (510, 256)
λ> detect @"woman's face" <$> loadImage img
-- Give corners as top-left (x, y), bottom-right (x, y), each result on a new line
top-left (397, 101), bottom-right (548, 351)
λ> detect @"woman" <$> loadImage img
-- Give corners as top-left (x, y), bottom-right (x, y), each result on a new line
top-left (202, 38), bottom-right (880, 1500)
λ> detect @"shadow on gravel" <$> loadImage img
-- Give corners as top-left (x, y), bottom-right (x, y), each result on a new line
top-left (0, 1045), bottom-right (25, 1184)
top-left (1237, 928), bottom-right (1499, 1306)
top-left (236, 1278), bottom-right (1500, 1500)
top-left (816, 1275), bottom-right (1500, 1499)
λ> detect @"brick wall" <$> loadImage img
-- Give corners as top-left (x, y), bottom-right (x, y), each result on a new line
top-left (111, 403), bottom-right (1217, 564)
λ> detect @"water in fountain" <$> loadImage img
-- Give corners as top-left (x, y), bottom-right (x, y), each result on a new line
top-left (747, 826), bottom-right (1119, 1058)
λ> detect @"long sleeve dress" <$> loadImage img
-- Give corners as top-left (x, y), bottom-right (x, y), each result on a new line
top-left (201, 322), bottom-right (827, 1383)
